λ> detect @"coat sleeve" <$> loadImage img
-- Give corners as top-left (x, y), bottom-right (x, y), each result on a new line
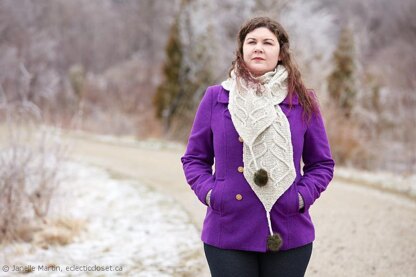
top-left (180, 87), bottom-right (215, 206)
top-left (297, 107), bottom-right (335, 213)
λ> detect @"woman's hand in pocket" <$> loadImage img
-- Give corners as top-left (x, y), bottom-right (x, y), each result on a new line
top-left (206, 189), bottom-right (213, 207)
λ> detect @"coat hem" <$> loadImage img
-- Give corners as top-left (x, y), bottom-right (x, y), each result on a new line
top-left (201, 235), bottom-right (315, 253)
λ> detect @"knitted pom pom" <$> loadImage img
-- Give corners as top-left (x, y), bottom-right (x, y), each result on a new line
top-left (267, 233), bottom-right (283, 252)
top-left (254, 169), bottom-right (268, 187)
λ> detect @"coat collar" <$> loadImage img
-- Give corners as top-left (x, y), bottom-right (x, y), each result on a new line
top-left (218, 86), bottom-right (299, 105)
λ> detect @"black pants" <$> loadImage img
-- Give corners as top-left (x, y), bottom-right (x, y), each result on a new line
top-left (204, 242), bottom-right (313, 277)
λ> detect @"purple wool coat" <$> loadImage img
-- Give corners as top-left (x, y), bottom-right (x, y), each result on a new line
top-left (181, 85), bottom-right (335, 252)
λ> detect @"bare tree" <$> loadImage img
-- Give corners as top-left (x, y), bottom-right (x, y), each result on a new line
top-left (0, 80), bottom-right (67, 243)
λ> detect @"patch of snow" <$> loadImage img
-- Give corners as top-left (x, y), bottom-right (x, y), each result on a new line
top-left (335, 166), bottom-right (416, 198)
top-left (0, 161), bottom-right (203, 276)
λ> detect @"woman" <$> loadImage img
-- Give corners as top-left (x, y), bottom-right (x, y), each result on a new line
top-left (181, 17), bottom-right (335, 277)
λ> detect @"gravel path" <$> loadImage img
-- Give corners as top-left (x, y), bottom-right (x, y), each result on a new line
top-left (64, 132), bottom-right (416, 277)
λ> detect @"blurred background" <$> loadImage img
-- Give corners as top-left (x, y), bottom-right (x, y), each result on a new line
top-left (0, 0), bottom-right (415, 276)
top-left (0, 0), bottom-right (414, 172)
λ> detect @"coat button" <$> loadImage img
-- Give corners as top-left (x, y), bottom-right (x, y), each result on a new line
top-left (236, 194), bottom-right (243, 200)
top-left (238, 136), bottom-right (243, 143)
top-left (237, 166), bottom-right (244, 173)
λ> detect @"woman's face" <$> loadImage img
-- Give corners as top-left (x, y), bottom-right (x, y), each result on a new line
top-left (242, 27), bottom-right (280, 77)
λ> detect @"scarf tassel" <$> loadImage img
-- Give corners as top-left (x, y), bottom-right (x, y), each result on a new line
top-left (267, 233), bottom-right (283, 252)
top-left (254, 168), bottom-right (268, 186)
top-left (266, 211), bottom-right (283, 251)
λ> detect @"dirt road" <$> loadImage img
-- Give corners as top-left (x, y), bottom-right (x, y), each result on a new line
top-left (64, 132), bottom-right (416, 277)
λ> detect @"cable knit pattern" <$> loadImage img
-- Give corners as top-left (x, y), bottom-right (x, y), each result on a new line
top-left (222, 65), bottom-right (296, 217)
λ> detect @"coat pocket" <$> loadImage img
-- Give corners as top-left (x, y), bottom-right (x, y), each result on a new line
top-left (210, 179), bottom-right (223, 214)
top-left (276, 183), bottom-right (300, 216)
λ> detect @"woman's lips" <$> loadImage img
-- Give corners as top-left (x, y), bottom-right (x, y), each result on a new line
top-left (252, 57), bottom-right (265, 61)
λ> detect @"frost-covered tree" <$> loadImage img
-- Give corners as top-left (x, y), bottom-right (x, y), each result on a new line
top-left (279, 0), bottom-right (335, 96)
top-left (153, 18), bottom-right (183, 132)
top-left (165, 0), bottom-right (255, 139)
top-left (327, 26), bottom-right (358, 118)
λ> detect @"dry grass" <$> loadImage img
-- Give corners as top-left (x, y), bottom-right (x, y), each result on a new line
top-left (9, 217), bottom-right (86, 248)
top-left (32, 217), bottom-right (86, 248)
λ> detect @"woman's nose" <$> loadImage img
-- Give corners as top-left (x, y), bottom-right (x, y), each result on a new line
top-left (254, 44), bottom-right (263, 53)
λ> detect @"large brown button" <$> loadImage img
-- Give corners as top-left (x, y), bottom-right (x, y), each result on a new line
top-left (237, 166), bottom-right (244, 173)
top-left (236, 194), bottom-right (243, 200)
top-left (238, 136), bottom-right (243, 143)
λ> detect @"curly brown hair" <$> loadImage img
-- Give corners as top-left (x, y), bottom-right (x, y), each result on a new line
top-left (229, 16), bottom-right (319, 120)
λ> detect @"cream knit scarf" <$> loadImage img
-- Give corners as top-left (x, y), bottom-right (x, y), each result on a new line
top-left (222, 65), bottom-right (296, 250)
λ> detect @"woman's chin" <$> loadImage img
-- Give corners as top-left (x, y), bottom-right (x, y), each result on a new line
top-left (250, 69), bottom-right (268, 77)
top-left (247, 65), bottom-right (274, 77)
